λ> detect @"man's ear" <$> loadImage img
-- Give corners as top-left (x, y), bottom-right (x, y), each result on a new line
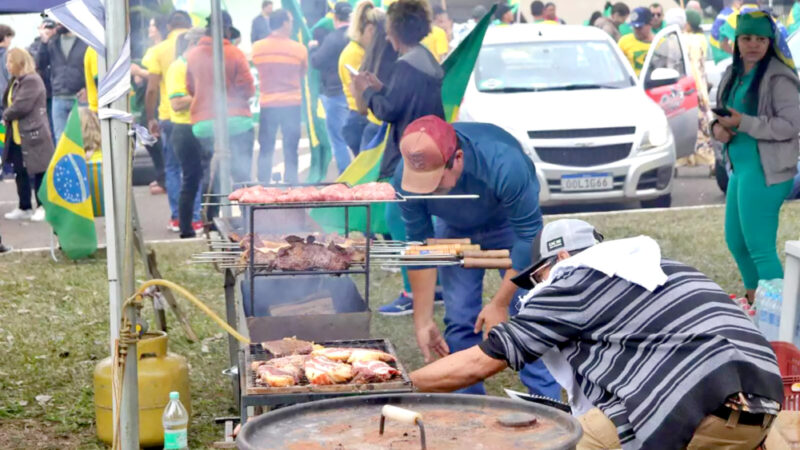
top-left (556, 250), bottom-right (570, 262)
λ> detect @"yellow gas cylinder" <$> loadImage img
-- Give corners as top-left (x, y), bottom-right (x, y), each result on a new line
top-left (94, 331), bottom-right (191, 447)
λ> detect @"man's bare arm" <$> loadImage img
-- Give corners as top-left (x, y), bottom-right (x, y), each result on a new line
top-left (410, 346), bottom-right (508, 392)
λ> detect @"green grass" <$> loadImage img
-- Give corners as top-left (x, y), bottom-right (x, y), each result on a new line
top-left (0, 203), bottom-right (799, 448)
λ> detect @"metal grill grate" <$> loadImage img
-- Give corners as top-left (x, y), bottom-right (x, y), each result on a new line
top-left (245, 338), bottom-right (411, 396)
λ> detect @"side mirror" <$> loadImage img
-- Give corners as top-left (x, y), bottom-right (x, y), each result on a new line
top-left (645, 67), bottom-right (681, 89)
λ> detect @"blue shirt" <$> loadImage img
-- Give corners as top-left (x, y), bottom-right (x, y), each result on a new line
top-left (393, 122), bottom-right (542, 272)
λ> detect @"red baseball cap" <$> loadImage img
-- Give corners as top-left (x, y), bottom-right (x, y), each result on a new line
top-left (399, 116), bottom-right (458, 194)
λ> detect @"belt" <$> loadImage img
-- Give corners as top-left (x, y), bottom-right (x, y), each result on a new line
top-left (710, 404), bottom-right (773, 427)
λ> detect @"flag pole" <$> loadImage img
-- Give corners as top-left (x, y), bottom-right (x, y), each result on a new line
top-left (99, 0), bottom-right (139, 448)
top-left (211, 0), bottom-right (232, 217)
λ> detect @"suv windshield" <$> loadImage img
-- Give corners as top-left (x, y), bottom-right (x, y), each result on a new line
top-left (475, 40), bottom-right (635, 92)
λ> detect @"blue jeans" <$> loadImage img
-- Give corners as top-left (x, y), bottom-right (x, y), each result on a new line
top-left (258, 105), bottom-right (300, 184)
top-left (321, 94), bottom-right (351, 173)
top-left (160, 120), bottom-right (184, 221)
top-left (342, 109), bottom-right (368, 155)
top-left (434, 220), bottom-right (560, 398)
top-left (172, 123), bottom-right (205, 236)
top-left (361, 121), bottom-right (383, 152)
top-left (51, 96), bottom-right (76, 145)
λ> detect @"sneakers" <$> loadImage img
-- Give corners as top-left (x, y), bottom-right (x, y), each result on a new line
top-left (167, 219), bottom-right (179, 232)
top-left (4, 208), bottom-right (33, 220)
top-left (0, 243), bottom-right (11, 253)
top-left (378, 290), bottom-right (446, 316)
top-left (30, 207), bottom-right (46, 222)
top-left (378, 292), bottom-right (414, 316)
top-left (192, 220), bottom-right (204, 232)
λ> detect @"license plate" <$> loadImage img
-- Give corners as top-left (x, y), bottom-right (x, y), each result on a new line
top-left (560, 173), bottom-right (613, 192)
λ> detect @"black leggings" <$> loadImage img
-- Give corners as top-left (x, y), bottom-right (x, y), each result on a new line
top-left (7, 141), bottom-right (44, 210)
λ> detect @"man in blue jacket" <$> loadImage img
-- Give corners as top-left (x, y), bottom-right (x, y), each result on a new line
top-left (394, 115), bottom-right (558, 397)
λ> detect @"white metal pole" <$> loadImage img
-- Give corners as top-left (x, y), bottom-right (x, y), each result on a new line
top-left (99, 0), bottom-right (138, 448)
top-left (211, 0), bottom-right (232, 216)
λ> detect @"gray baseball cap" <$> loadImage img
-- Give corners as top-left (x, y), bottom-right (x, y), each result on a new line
top-left (512, 219), bottom-right (604, 290)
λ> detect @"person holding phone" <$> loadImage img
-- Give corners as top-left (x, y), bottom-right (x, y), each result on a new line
top-left (711, 9), bottom-right (800, 303)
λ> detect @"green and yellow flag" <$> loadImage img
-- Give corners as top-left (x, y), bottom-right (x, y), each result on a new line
top-left (441, 4), bottom-right (496, 122)
top-left (282, 0), bottom-right (333, 183)
top-left (38, 103), bottom-right (97, 259)
top-left (0, 122), bottom-right (6, 145)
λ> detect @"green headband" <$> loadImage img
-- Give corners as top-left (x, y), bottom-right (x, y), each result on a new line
top-left (736, 12), bottom-right (774, 39)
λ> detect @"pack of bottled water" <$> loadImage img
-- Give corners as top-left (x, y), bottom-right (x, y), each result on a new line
top-left (755, 279), bottom-right (783, 342)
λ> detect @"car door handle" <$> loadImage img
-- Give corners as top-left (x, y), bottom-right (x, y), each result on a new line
top-left (684, 88), bottom-right (696, 95)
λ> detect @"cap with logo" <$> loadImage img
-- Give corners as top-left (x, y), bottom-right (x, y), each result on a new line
top-left (42, 18), bottom-right (57, 29)
top-left (629, 7), bottom-right (653, 28)
top-left (511, 219), bottom-right (604, 290)
top-left (399, 115), bottom-right (458, 194)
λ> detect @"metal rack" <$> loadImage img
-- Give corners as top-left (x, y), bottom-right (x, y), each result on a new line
top-left (244, 201), bottom-right (372, 316)
top-left (239, 338), bottom-right (412, 424)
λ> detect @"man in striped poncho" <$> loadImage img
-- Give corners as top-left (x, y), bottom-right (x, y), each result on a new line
top-left (410, 219), bottom-right (784, 449)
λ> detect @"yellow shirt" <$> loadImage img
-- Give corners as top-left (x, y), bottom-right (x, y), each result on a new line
top-left (421, 26), bottom-right (449, 62)
top-left (338, 40), bottom-right (379, 125)
top-left (7, 83), bottom-right (20, 145)
top-left (142, 28), bottom-right (188, 121)
top-left (165, 57), bottom-right (192, 125)
top-left (84, 47), bottom-right (99, 112)
top-left (618, 34), bottom-right (651, 76)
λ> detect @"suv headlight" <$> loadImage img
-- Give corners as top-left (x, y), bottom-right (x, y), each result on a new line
top-left (639, 116), bottom-right (670, 151)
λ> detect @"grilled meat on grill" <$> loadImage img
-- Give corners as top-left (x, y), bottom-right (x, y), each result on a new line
top-left (310, 347), bottom-right (353, 362)
top-left (304, 356), bottom-right (354, 385)
top-left (229, 182), bottom-right (396, 204)
top-left (351, 360), bottom-right (399, 383)
top-left (347, 349), bottom-right (396, 363)
top-left (257, 365), bottom-right (297, 387)
top-left (261, 338), bottom-right (314, 357)
top-left (235, 234), bottom-right (366, 271)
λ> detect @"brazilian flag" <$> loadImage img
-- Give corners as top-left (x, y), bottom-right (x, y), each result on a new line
top-left (310, 6), bottom-right (496, 234)
top-left (282, 0), bottom-right (333, 183)
top-left (441, 4), bottom-right (496, 122)
top-left (38, 104), bottom-right (97, 259)
top-left (0, 122), bottom-right (6, 145)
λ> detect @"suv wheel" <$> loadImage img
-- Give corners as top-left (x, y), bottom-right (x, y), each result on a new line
top-left (641, 193), bottom-right (672, 209)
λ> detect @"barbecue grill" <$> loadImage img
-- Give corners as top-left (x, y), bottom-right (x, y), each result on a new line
top-left (201, 186), bottom-right (481, 426)
top-left (239, 339), bottom-right (412, 424)
top-left (236, 393), bottom-right (583, 449)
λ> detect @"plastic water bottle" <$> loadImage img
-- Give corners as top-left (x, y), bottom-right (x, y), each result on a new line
top-left (770, 279), bottom-right (784, 340)
top-left (756, 280), bottom-right (770, 335)
top-left (162, 391), bottom-right (189, 450)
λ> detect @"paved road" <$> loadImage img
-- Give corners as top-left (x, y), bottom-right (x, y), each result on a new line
top-left (0, 163), bottom-right (724, 250)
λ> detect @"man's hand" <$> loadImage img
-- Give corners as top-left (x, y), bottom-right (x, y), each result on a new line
top-left (148, 119), bottom-right (161, 138)
top-left (308, 40), bottom-right (319, 49)
top-left (474, 302), bottom-right (508, 339)
top-left (76, 88), bottom-right (87, 103)
top-left (364, 72), bottom-right (384, 91)
top-left (415, 320), bottom-right (449, 363)
top-left (351, 72), bottom-right (372, 95)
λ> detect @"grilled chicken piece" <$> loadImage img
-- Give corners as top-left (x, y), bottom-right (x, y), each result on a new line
top-left (347, 349), bottom-right (396, 364)
top-left (261, 338), bottom-right (314, 357)
top-left (304, 356), bottom-right (354, 385)
top-left (257, 365), bottom-right (297, 387)
top-left (351, 360), bottom-right (399, 383)
top-left (310, 347), bottom-right (353, 362)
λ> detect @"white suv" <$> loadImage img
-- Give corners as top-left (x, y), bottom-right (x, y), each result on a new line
top-left (459, 24), bottom-right (699, 208)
